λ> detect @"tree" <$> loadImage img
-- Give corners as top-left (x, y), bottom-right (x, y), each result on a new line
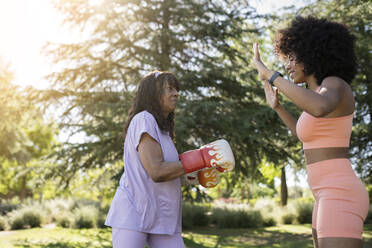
top-left (0, 60), bottom-right (58, 202)
top-left (0, 60), bottom-right (33, 163)
top-left (39, 0), bottom-right (307, 202)
top-left (0, 121), bottom-right (57, 203)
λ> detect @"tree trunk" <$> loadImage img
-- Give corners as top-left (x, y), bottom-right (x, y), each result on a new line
top-left (280, 166), bottom-right (288, 206)
top-left (19, 175), bottom-right (27, 203)
top-left (160, 1), bottom-right (171, 70)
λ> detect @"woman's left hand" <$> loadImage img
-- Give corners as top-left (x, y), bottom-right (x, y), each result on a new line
top-left (263, 80), bottom-right (279, 109)
top-left (252, 43), bottom-right (272, 81)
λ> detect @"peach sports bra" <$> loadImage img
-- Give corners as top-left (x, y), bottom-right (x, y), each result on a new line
top-left (296, 111), bottom-right (353, 149)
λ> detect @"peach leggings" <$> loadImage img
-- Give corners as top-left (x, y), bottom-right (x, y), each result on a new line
top-left (307, 159), bottom-right (369, 239)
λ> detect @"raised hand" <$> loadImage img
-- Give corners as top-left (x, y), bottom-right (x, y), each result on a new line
top-left (252, 43), bottom-right (272, 81)
top-left (263, 80), bottom-right (279, 109)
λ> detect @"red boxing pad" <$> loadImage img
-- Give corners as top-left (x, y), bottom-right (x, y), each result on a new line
top-left (179, 149), bottom-right (205, 174)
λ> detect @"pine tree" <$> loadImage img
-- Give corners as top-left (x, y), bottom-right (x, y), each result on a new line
top-left (41, 0), bottom-right (297, 189)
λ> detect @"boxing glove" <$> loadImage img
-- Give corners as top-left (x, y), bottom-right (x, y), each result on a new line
top-left (179, 139), bottom-right (235, 174)
top-left (181, 167), bottom-right (219, 188)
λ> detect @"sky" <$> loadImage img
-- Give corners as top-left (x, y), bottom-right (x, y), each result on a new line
top-left (0, 0), bottom-right (71, 89)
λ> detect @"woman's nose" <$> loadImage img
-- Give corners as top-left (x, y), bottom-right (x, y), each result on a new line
top-left (285, 61), bottom-right (291, 71)
top-left (173, 89), bottom-right (179, 97)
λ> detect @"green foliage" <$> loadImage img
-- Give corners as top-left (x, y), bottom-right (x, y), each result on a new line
top-left (282, 213), bottom-right (296, 224)
top-left (250, 183), bottom-right (277, 199)
top-left (96, 214), bottom-right (107, 229)
top-left (10, 216), bottom-right (25, 230)
top-left (56, 213), bottom-right (73, 228)
top-left (263, 216), bottom-right (277, 227)
top-left (22, 211), bottom-right (42, 228)
top-left (259, 158), bottom-right (281, 186)
top-left (97, 205), bottom-right (109, 229)
top-left (0, 59), bottom-right (59, 203)
top-left (73, 205), bottom-right (98, 229)
top-left (0, 60), bottom-right (33, 163)
top-left (182, 203), bottom-right (210, 229)
top-left (3, 198), bottom-right (110, 230)
top-left (0, 216), bottom-right (6, 231)
top-left (9, 208), bottom-right (42, 230)
top-left (211, 207), bottom-right (264, 228)
top-left (294, 201), bottom-right (313, 224)
top-left (0, 203), bottom-right (18, 215)
top-left (182, 199), bottom-right (280, 229)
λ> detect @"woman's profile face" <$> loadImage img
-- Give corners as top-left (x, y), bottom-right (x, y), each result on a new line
top-left (160, 81), bottom-right (179, 116)
top-left (283, 54), bottom-right (307, 84)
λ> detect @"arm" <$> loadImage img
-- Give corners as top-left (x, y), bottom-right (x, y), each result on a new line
top-left (274, 104), bottom-right (298, 136)
top-left (263, 80), bottom-right (298, 136)
top-left (253, 43), bottom-right (343, 117)
top-left (268, 75), bottom-right (343, 117)
top-left (138, 133), bottom-right (185, 182)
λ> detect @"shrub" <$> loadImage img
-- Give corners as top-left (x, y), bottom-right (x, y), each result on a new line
top-left (0, 203), bottom-right (18, 215)
top-left (263, 216), bottom-right (276, 227)
top-left (23, 211), bottom-right (42, 227)
top-left (182, 203), bottom-right (209, 229)
top-left (56, 214), bottom-right (72, 228)
top-left (253, 198), bottom-right (275, 212)
top-left (96, 213), bottom-right (107, 228)
top-left (10, 215), bottom-right (25, 230)
top-left (72, 198), bottom-right (99, 210)
top-left (44, 198), bottom-right (74, 222)
top-left (22, 210), bottom-right (41, 227)
top-left (73, 206), bottom-right (98, 229)
top-left (295, 201), bottom-right (313, 224)
top-left (9, 209), bottom-right (42, 230)
top-left (282, 213), bottom-right (296, 224)
top-left (74, 214), bottom-right (95, 229)
top-left (97, 205), bottom-right (110, 228)
top-left (210, 208), bottom-right (264, 228)
top-left (0, 216), bottom-right (6, 231)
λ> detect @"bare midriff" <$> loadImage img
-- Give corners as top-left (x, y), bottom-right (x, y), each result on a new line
top-left (304, 147), bottom-right (349, 165)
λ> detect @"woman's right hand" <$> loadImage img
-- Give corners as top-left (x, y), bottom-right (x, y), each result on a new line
top-left (263, 80), bottom-right (280, 109)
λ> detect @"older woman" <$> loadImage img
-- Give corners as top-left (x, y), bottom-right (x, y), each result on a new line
top-left (105, 71), bottom-right (234, 248)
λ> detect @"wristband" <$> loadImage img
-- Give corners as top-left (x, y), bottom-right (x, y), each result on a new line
top-left (268, 71), bottom-right (283, 86)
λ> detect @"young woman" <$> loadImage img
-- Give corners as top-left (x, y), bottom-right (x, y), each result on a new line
top-left (252, 16), bottom-right (369, 248)
top-left (105, 71), bottom-right (234, 248)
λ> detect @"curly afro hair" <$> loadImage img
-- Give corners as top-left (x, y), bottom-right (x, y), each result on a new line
top-left (274, 16), bottom-right (357, 85)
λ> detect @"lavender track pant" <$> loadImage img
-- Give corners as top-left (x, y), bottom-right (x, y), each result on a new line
top-left (112, 228), bottom-right (185, 248)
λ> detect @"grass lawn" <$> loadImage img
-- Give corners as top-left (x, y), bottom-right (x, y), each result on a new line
top-left (0, 224), bottom-right (372, 247)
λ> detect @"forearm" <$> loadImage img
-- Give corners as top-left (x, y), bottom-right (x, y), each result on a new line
top-left (268, 71), bottom-right (330, 117)
top-left (138, 134), bottom-right (185, 183)
top-left (153, 161), bottom-right (185, 182)
top-left (274, 104), bottom-right (298, 136)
